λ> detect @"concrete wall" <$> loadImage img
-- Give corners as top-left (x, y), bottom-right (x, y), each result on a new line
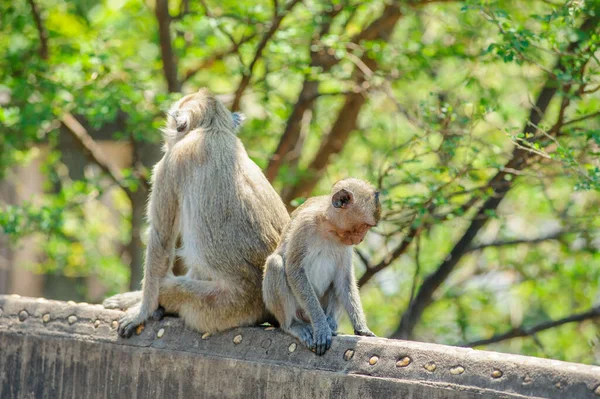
top-left (1, 295), bottom-right (599, 399)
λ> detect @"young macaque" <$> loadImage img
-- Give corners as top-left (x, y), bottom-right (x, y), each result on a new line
top-left (262, 178), bottom-right (380, 355)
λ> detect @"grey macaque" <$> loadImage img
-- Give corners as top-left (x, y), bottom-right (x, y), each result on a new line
top-left (262, 178), bottom-right (380, 355)
top-left (103, 88), bottom-right (290, 338)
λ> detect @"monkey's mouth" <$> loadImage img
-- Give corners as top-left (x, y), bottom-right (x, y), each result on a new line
top-left (339, 231), bottom-right (369, 246)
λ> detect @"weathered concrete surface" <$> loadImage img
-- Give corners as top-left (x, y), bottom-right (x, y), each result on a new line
top-left (0, 296), bottom-right (599, 399)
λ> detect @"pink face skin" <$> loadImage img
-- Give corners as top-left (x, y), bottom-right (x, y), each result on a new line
top-left (335, 223), bottom-right (375, 246)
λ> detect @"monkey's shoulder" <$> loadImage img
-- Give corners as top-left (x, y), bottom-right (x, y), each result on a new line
top-left (290, 196), bottom-right (329, 218)
top-left (165, 129), bottom-right (238, 168)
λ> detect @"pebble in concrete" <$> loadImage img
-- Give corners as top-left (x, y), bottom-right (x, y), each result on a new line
top-left (233, 334), bottom-right (243, 345)
top-left (492, 369), bottom-right (503, 379)
top-left (450, 366), bottom-right (465, 375)
top-left (424, 362), bottom-right (437, 372)
top-left (261, 339), bottom-right (271, 349)
top-left (68, 315), bottom-right (78, 325)
top-left (136, 324), bottom-right (145, 335)
top-left (288, 343), bottom-right (297, 353)
top-left (522, 375), bottom-right (532, 385)
top-left (67, 301), bottom-right (77, 306)
top-left (369, 356), bottom-right (379, 366)
top-left (201, 332), bottom-right (210, 340)
top-left (344, 350), bottom-right (354, 361)
top-left (594, 385), bottom-right (600, 396)
top-left (111, 321), bottom-right (118, 329)
top-left (396, 357), bottom-right (411, 368)
top-left (42, 314), bottom-right (51, 323)
top-left (264, 326), bottom-right (275, 331)
top-left (94, 320), bottom-right (101, 328)
top-left (157, 328), bottom-right (165, 338)
top-left (18, 310), bottom-right (28, 322)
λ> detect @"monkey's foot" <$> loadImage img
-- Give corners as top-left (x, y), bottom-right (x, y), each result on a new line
top-left (152, 306), bottom-right (166, 321)
top-left (102, 291), bottom-right (142, 310)
top-left (354, 328), bottom-right (376, 337)
top-left (287, 322), bottom-right (314, 349)
top-left (118, 304), bottom-right (149, 338)
top-left (312, 324), bottom-right (332, 356)
top-left (326, 315), bottom-right (338, 336)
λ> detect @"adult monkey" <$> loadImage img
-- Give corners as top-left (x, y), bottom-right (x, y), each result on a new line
top-left (103, 89), bottom-right (290, 338)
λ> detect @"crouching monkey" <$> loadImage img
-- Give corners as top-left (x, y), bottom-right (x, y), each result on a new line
top-left (262, 178), bottom-right (380, 355)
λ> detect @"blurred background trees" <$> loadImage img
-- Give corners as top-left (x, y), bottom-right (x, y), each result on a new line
top-left (1, 0), bottom-right (599, 364)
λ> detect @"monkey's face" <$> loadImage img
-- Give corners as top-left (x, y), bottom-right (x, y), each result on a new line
top-left (329, 178), bottom-right (380, 246)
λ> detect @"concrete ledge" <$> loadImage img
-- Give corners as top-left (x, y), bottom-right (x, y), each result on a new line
top-left (1, 295), bottom-right (599, 398)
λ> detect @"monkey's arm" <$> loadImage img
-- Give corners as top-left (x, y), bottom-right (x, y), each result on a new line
top-left (285, 232), bottom-right (332, 355)
top-left (334, 259), bottom-right (376, 337)
top-left (118, 157), bottom-right (180, 338)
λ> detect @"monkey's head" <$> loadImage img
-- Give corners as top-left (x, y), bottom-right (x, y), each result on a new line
top-left (327, 178), bottom-right (381, 246)
top-left (164, 88), bottom-right (245, 148)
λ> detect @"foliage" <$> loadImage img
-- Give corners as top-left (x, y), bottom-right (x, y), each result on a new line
top-left (1, 0), bottom-right (599, 364)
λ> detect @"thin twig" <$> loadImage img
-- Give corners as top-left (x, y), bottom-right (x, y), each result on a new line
top-left (463, 306), bottom-right (600, 347)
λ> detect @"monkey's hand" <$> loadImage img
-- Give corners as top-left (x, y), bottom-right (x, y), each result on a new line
top-left (118, 303), bottom-right (149, 338)
top-left (312, 323), bottom-right (333, 356)
top-left (326, 315), bottom-right (338, 336)
top-left (354, 328), bottom-right (376, 337)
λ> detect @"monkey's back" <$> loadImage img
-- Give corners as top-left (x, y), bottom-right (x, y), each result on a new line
top-left (176, 131), bottom-right (290, 281)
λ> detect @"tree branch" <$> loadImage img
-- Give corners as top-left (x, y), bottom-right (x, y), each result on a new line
top-left (267, 2), bottom-right (456, 183)
top-left (231, 0), bottom-right (302, 111)
top-left (279, 2), bottom-right (426, 202)
top-left (156, 0), bottom-right (181, 93)
top-left (181, 34), bottom-right (255, 84)
top-left (264, 4), bottom-right (344, 182)
top-left (60, 113), bottom-right (150, 192)
top-left (466, 231), bottom-right (569, 253)
top-left (390, 14), bottom-right (600, 340)
top-left (463, 306), bottom-right (600, 347)
top-left (358, 226), bottom-right (419, 288)
top-left (27, 0), bottom-right (49, 60)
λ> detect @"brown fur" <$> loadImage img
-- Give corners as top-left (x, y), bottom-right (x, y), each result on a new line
top-left (103, 89), bottom-right (290, 337)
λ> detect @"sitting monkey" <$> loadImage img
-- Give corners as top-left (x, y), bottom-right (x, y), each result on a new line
top-left (262, 178), bottom-right (380, 355)
top-left (104, 89), bottom-right (290, 337)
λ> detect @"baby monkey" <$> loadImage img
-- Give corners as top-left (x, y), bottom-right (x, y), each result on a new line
top-left (262, 178), bottom-right (380, 355)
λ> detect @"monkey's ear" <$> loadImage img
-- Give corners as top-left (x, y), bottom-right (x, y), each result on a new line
top-left (174, 111), bottom-right (189, 133)
top-left (232, 112), bottom-right (245, 132)
top-left (332, 189), bottom-right (353, 209)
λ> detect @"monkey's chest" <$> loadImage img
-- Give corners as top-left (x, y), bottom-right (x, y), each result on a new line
top-left (302, 247), bottom-right (340, 298)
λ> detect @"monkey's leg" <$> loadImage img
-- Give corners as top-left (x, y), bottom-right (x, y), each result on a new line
top-left (322, 287), bottom-right (341, 336)
top-left (262, 254), bottom-right (295, 328)
top-left (157, 275), bottom-right (265, 333)
top-left (102, 291), bottom-right (142, 310)
top-left (284, 321), bottom-right (314, 349)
